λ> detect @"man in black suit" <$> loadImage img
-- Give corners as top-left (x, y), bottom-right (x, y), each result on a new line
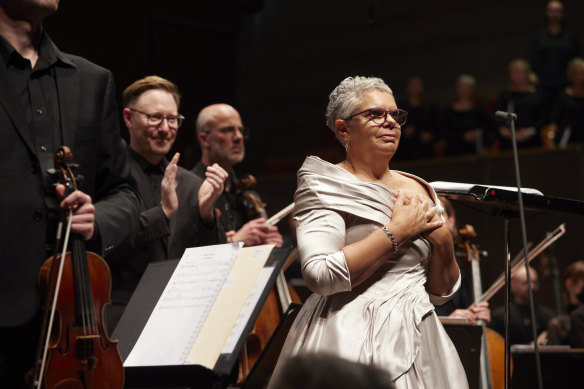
top-left (105, 76), bottom-right (228, 332)
top-left (0, 1), bottom-right (139, 387)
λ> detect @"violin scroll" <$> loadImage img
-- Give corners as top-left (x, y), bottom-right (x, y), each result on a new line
top-left (237, 174), bottom-right (268, 220)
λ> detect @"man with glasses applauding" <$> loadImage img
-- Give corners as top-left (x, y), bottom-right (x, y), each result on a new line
top-left (193, 104), bottom-right (283, 248)
top-left (105, 76), bottom-right (228, 333)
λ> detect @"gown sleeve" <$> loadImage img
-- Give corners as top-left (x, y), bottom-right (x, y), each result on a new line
top-left (295, 208), bottom-right (352, 296)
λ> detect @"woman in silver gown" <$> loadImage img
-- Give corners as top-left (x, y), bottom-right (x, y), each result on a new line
top-left (270, 76), bottom-right (469, 388)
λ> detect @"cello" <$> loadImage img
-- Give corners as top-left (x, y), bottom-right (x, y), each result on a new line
top-left (235, 174), bottom-right (300, 383)
top-left (458, 224), bottom-right (506, 389)
top-left (28, 146), bottom-right (124, 389)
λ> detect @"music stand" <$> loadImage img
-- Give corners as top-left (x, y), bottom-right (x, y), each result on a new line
top-left (112, 246), bottom-right (294, 388)
top-left (241, 303), bottom-right (302, 389)
top-left (432, 181), bottom-right (584, 389)
top-left (439, 317), bottom-right (483, 389)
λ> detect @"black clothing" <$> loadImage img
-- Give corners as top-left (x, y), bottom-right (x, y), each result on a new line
top-left (529, 28), bottom-right (581, 122)
top-left (192, 161), bottom-right (254, 232)
top-left (566, 302), bottom-right (580, 315)
top-left (395, 99), bottom-right (437, 160)
top-left (106, 151), bottom-right (224, 333)
top-left (490, 302), bottom-right (555, 345)
top-left (494, 89), bottom-right (545, 150)
top-left (529, 29), bottom-right (581, 91)
top-left (0, 31), bottom-right (139, 388)
top-left (550, 91), bottom-right (584, 145)
top-left (439, 105), bottom-right (491, 156)
top-left (568, 304), bottom-right (584, 347)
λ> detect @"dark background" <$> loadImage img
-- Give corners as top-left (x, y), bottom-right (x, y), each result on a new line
top-left (44, 0), bottom-right (584, 312)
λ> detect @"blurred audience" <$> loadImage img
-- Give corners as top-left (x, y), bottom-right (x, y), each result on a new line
top-left (269, 353), bottom-right (395, 389)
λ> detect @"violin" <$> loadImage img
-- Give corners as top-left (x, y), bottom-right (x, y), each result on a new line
top-left (28, 146), bottom-right (124, 389)
top-left (235, 174), bottom-right (300, 383)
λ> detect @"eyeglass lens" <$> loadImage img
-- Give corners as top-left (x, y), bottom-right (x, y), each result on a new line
top-left (369, 109), bottom-right (407, 125)
top-left (148, 114), bottom-right (183, 128)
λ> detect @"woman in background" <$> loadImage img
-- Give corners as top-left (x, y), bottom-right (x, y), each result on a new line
top-left (438, 74), bottom-right (491, 157)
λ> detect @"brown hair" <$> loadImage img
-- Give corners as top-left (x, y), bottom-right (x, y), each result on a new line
top-left (563, 260), bottom-right (584, 282)
top-left (122, 75), bottom-right (181, 108)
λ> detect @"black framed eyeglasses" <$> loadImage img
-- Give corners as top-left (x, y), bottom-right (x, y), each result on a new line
top-left (130, 108), bottom-right (185, 129)
top-left (214, 125), bottom-right (250, 140)
top-left (346, 107), bottom-right (408, 126)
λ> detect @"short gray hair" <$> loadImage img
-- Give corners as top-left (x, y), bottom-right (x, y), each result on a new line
top-left (325, 76), bottom-right (393, 142)
top-left (568, 57), bottom-right (584, 78)
top-left (456, 74), bottom-right (476, 87)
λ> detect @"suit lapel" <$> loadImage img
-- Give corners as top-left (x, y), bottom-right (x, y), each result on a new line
top-left (0, 61), bottom-right (36, 154)
top-left (55, 59), bottom-right (79, 149)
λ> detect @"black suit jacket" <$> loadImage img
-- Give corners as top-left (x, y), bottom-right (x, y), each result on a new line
top-left (0, 35), bottom-right (140, 326)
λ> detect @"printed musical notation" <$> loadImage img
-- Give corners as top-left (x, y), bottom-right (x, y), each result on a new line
top-left (124, 243), bottom-right (243, 366)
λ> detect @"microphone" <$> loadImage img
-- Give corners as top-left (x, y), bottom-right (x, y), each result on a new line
top-left (494, 110), bottom-right (517, 122)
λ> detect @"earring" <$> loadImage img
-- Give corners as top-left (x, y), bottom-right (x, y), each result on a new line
top-left (344, 142), bottom-right (348, 151)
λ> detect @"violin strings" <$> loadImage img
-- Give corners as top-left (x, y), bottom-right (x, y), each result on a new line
top-left (73, 239), bottom-right (89, 335)
top-left (35, 211), bottom-right (74, 389)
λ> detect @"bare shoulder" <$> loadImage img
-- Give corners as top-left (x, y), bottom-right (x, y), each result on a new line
top-left (392, 171), bottom-right (434, 201)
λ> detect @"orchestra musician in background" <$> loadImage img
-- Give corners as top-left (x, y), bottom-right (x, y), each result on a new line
top-left (192, 103), bottom-right (283, 247)
top-left (434, 196), bottom-right (491, 324)
top-left (0, 0), bottom-right (139, 387)
top-left (546, 260), bottom-right (584, 345)
top-left (567, 261), bottom-right (584, 346)
top-left (105, 76), bottom-right (228, 333)
top-left (490, 265), bottom-right (555, 345)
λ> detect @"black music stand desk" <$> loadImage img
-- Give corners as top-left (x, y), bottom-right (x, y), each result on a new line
top-left (112, 245), bottom-right (293, 389)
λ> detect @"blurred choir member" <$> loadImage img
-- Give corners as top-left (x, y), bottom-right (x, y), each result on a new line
top-left (437, 74), bottom-right (491, 157)
top-left (493, 59), bottom-right (545, 151)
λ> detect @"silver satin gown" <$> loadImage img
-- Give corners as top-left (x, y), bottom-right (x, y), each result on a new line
top-left (270, 156), bottom-right (469, 389)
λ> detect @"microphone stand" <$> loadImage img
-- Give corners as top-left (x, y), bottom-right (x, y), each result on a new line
top-left (496, 111), bottom-right (543, 389)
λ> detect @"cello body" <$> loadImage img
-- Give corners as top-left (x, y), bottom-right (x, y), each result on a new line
top-left (236, 174), bottom-right (301, 383)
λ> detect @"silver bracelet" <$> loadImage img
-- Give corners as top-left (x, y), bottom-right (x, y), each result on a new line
top-left (380, 226), bottom-right (398, 253)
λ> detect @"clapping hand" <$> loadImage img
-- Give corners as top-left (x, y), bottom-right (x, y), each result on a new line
top-left (161, 152), bottom-right (179, 219)
top-left (198, 163), bottom-right (228, 221)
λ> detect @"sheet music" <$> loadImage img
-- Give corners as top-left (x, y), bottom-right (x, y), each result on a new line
top-left (124, 243), bottom-right (242, 367)
top-left (430, 181), bottom-right (544, 196)
top-left (221, 267), bottom-right (273, 353)
top-left (185, 244), bottom-right (275, 368)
